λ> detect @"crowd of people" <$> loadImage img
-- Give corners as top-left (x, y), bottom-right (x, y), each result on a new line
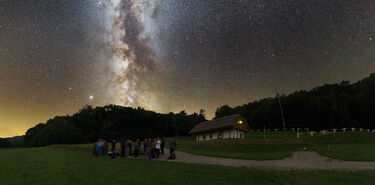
top-left (93, 138), bottom-right (177, 160)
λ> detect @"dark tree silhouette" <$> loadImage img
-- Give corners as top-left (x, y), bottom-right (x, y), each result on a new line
top-left (24, 105), bottom-right (206, 147)
top-left (215, 73), bottom-right (375, 130)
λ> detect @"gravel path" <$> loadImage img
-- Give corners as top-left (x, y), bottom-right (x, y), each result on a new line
top-left (158, 149), bottom-right (375, 171)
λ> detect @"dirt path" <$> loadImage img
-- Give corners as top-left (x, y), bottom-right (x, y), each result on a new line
top-left (157, 149), bottom-right (375, 171)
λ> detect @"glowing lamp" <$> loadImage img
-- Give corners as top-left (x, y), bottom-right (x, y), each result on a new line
top-left (238, 120), bottom-right (243, 124)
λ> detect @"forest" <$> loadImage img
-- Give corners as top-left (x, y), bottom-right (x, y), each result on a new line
top-left (216, 73), bottom-right (375, 130)
top-left (24, 106), bottom-right (206, 147)
top-left (20, 73), bottom-right (375, 147)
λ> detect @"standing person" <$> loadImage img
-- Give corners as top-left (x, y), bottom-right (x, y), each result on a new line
top-left (168, 138), bottom-right (177, 160)
top-left (148, 138), bottom-right (154, 160)
top-left (125, 139), bottom-right (131, 157)
top-left (134, 139), bottom-right (141, 158)
top-left (151, 138), bottom-right (156, 159)
top-left (160, 138), bottom-right (165, 155)
top-left (103, 140), bottom-right (109, 156)
top-left (129, 139), bottom-right (133, 156)
top-left (155, 138), bottom-right (161, 159)
top-left (111, 139), bottom-right (116, 152)
top-left (143, 139), bottom-right (148, 155)
top-left (143, 139), bottom-right (149, 159)
top-left (115, 141), bottom-right (121, 155)
top-left (98, 139), bottom-right (103, 156)
top-left (93, 142), bottom-right (99, 156)
top-left (120, 138), bottom-right (126, 158)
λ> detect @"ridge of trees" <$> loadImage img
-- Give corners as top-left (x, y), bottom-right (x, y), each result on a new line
top-left (215, 73), bottom-right (375, 130)
top-left (24, 106), bottom-right (206, 147)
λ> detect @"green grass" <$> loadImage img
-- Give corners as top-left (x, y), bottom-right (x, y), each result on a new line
top-left (306, 132), bottom-right (375, 161)
top-left (1, 146), bottom-right (375, 185)
top-left (174, 131), bottom-right (375, 161)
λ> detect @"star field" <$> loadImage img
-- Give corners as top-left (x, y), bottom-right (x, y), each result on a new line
top-left (0, 0), bottom-right (374, 137)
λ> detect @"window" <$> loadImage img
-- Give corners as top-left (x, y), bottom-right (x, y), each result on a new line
top-left (203, 135), bottom-right (206, 140)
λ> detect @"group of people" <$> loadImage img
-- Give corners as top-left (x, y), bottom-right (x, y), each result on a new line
top-left (93, 137), bottom-right (177, 160)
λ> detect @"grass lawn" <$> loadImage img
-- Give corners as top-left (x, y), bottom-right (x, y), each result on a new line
top-left (1, 146), bottom-right (375, 185)
top-left (174, 131), bottom-right (375, 161)
top-left (306, 132), bottom-right (375, 161)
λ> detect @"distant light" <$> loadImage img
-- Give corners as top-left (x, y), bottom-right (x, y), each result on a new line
top-left (238, 120), bottom-right (243, 124)
top-left (89, 95), bottom-right (94, 100)
top-left (68, 87), bottom-right (72, 90)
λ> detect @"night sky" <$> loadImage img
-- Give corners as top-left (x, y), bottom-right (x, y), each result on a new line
top-left (1, 0), bottom-right (374, 137)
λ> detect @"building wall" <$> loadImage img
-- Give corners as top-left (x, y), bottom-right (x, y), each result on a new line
top-left (223, 130), bottom-right (230, 139)
top-left (223, 129), bottom-right (237, 139)
top-left (196, 129), bottom-right (245, 141)
top-left (212, 133), bottom-right (219, 140)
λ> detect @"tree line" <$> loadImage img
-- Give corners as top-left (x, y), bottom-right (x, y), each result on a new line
top-left (24, 106), bottom-right (206, 147)
top-left (0, 138), bottom-right (10, 148)
top-left (17, 73), bottom-right (375, 147)
top-left (215, 73), bottom-right (375, 130)
top-left (0, 136), bottom-right (24, 148)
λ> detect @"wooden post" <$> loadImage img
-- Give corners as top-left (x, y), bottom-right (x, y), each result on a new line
top-left (275, 88), bottom-right (286, 130)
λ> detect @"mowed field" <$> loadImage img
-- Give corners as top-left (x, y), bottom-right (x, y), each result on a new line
top-left (2, 145), bottom-right (375, 185)
top-left (175, 131), bottom-right (375, 160)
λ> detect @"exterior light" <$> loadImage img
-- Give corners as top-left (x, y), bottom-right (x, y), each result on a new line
top-left (238, 120), bottom-right (243, 124)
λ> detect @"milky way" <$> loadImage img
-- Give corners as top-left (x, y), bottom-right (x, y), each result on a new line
top-left (0, 0), bottom-right (374, 137)
top-left (105, 0), bottom-right (162, 111)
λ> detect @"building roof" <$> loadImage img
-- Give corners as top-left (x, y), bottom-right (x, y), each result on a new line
top-left (189, 114), bottom-right (250, 134)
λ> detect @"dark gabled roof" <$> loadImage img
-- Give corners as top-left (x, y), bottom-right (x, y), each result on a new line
top-left (189, 114), bottom-right (249, 134)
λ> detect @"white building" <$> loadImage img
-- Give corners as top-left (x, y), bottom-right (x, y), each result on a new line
top-left (189, 114), bottom-right (250, 141)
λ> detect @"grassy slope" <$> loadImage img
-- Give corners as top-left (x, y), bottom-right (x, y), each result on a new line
top-left (307, 132), bottom-right (375, 161)
top-left (175, 132), bottom-right (375, 161)
top-left (1, 146), bottom-right (375, 185)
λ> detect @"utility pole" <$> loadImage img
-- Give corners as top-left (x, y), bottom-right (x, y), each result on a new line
top-left (275, 88), bottom-right (286, 130)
